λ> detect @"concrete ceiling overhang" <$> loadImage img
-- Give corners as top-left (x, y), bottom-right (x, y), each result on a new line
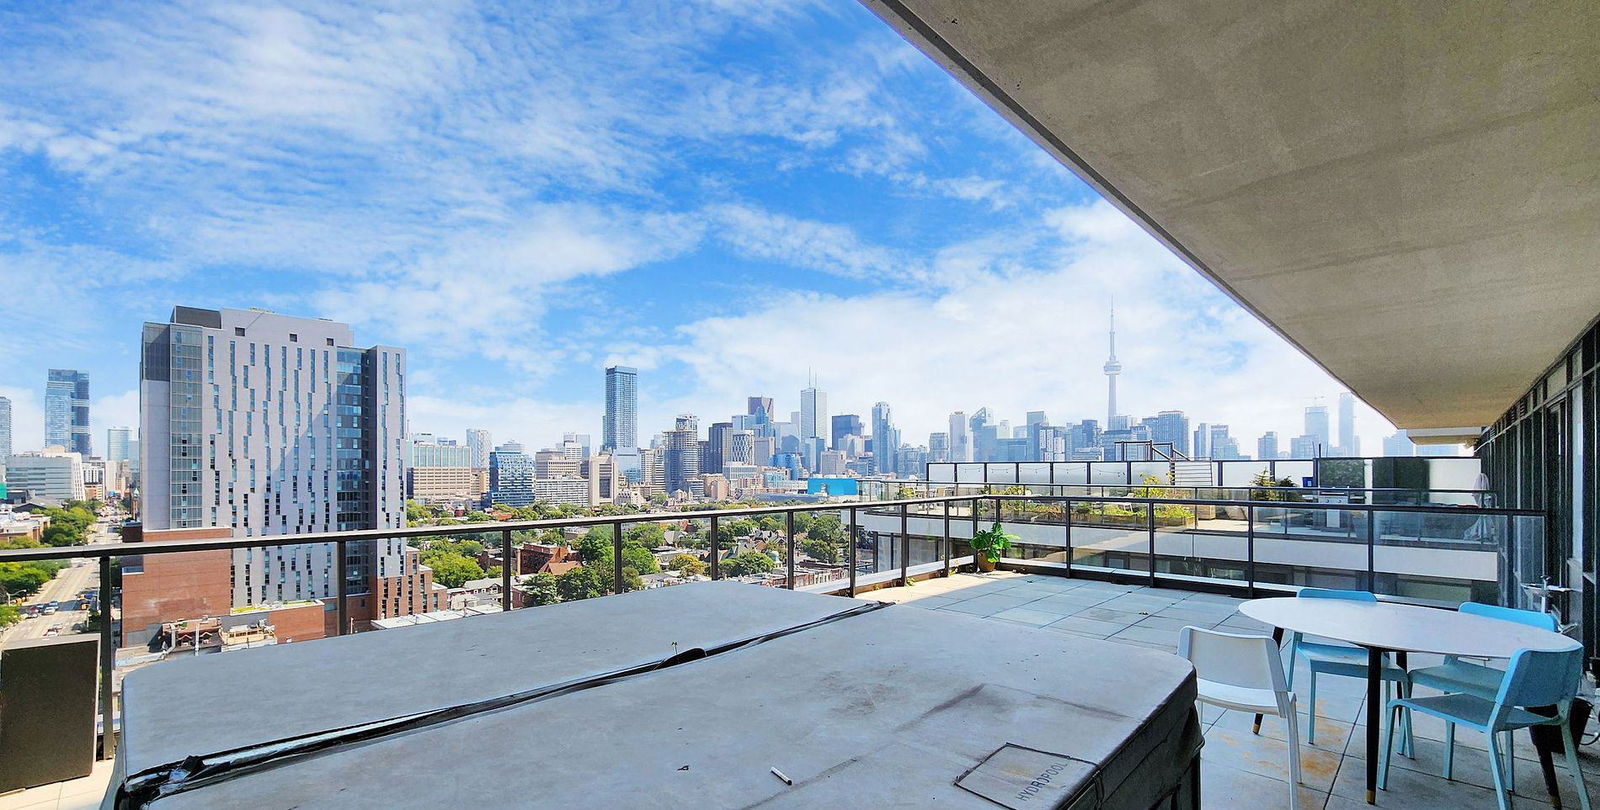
top-left (861, 0), bottom-right (1600, 431)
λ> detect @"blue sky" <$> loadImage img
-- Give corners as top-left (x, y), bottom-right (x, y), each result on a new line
top-left (0, 0), bottom-right (1403, 456)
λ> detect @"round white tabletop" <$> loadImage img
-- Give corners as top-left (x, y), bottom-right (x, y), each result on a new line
top-left (1239, 597), bottom-right (1577, 658)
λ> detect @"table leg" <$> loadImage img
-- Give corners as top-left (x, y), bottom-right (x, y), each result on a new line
top-left (1366, 647), bottom-right (1381, 804)
top-left (1253, 626), bottom-right (1285, 734)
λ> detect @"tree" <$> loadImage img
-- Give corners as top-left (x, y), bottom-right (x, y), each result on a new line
top-left (485, 565), bottom-right (503, 579)
top-left (668, 554), bottom-right (706, 576)
top-left (521, 572), bottom-right (561, 606)
top-left (0, 604), bottom-right (21, 629)
top-left (619, 566), bottom-right (645, 593)
top-left (405, 500), bottom-right (431, 526)
top-left (621, 546), bottom-right (660, 575)
top-left (801, 537), bottom-right (841, 564)
top-left (557, 565), bottom-right (611, 602)
top-left (423, 552), bottom-right (483, 589)
top-left (756, 514), bottom-right (783, 534)
top-left (0, 563), bottom-right (54, 598)
top-left (805, 515), bottom-right (844, 545)
top-left (576, 528), bottom-right (614, 563)
top-left (625, 522), bottom-right (666, 548)
top-left (727, 518), bottom-right (756, 537)
top-left (722, 551), bottom-right (775, 578)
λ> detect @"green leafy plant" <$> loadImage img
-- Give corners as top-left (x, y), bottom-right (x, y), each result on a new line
top-left (970, 522), bottom-right (1016, 564)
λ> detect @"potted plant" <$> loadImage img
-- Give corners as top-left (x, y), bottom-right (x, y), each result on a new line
top-left (969, 522), bottom-right (1016, 573)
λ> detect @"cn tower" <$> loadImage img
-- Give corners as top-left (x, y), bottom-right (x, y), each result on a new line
top-left (1103, 301), bottom-right (1121, 425)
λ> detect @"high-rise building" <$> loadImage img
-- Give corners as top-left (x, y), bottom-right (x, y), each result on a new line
top-left (601, 363), bottom-right (640, 451)
top-left (107, 426), bottom-right (133, 466)
top-left (1257, 431), bottom-right (1280, 461)
top-left (1103, 304), bottom-right (1122, 425)
top-left (799, 383), bottom-right (827, 443)
top-left (1192, 422), bottom-right (1210, 458)
top-left (746, 396), bottom-right (773, 421)
top-left (46, 368), bottom-right (92, 457)
top-left (830, 414), bottom-right (862, 452)
top-left (705, 421), bottom-right (732, 475)
top-left (928, 432), bottom-right (949, 463)
top-left (1304, 404), bottom-right (1331, 454)
top-left (0, 396), bottom-right (11, 460)
top-left (1382, 432), bottom-right (1416, 457)
top-left (1289, 434), bottom-right (1321, 459)
top-left (466, 428), bottom-right (492, 469)
top-left (139, 307), bottom-right (419, 619)
top-left (1143, 410), bottom-right (1190, 456)
top-left (602, 366), bottom-right (637, 452)
top-left (1208, 424), bottom-right (1242, 460)
top-left (948, 411), bottom-right (971, 462)
top-left (871, 402), bottom-right (898, 475)
top-left (489, 442), bottom-right (535, 506)
top-left (1337, 392), bottom-right (1359, 456)
top-left (664, 414), bottom-right (702, 496)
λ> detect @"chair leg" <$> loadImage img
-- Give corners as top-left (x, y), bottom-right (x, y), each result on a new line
top-left (1443, 721), bottom-right (1455, 780)
top-left (1503, 730), bottom-right (1515, 793)
top-left (1562, 724), bottom-right (1592, 810)
top-left (1400, 682), bottom-right (1414, 758)
top-left (1486, 730), bottom-right (1512, 810)
top-left (1306, 670), bottom-right (1318, 745)
top-left (1379, 703), bottom-right (1399, 791)
top-left (1285, 699), bottom-right (1302, 810)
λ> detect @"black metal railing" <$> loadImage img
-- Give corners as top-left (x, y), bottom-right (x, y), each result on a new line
top-left (0, 490), bottom-right (1547, 770)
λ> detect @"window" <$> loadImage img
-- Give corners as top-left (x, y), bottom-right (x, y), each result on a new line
top-left (289, 333), bottom-right (298, 342)
top-left (235, 327), bottom-right (246, 336)
top-left (326, 337), bottom-right (335, 346)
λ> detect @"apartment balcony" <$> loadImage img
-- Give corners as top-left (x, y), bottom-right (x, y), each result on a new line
top-left (0, 484), bottom-right (1584, 808)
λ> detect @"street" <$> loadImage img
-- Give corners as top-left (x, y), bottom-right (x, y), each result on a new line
top-left (0, 518), bottom-right (120, 647)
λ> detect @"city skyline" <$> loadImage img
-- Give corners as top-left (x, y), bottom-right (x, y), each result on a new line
top-left (0, 2), bottom-right (1439, 463)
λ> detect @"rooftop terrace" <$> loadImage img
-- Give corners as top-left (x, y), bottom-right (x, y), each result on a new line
top-left (869, 572), bottom-right (1600, 810)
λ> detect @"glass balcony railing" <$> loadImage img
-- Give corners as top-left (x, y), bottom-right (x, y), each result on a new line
top-left (0, 485), bottom-right (1547, 803)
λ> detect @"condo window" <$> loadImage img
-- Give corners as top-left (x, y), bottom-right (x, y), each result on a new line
top-left (234, 327), bottom-right (245, 336)
top-left (289, 333), bottom-right (298, 342)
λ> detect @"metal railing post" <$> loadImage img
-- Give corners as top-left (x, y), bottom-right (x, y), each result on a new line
top-left (942, 500), bottom-right (952, 578)
top-left (98, 556), bottom-right (115, 760)
top-left (971, 497), bottom-right (980, 565)
top-left (1064, 497), bottom-right (1073, 577)
top-left (1366, 508), bottom-right (1377, 593)
top-left (899, 503), bottom-right (910, 586)
top-left (608, 520), bottom-right (625, 593)
top-left (847, 507), bottom-right (858, 596)
top-left (708, 515), bottom-right (720, 579)
top-left (1147, 500), bottom-right (1157, 587)
top-left (335, 539), bottom-right (349, 635)
top-left (785, 511), bottom-right (796, 589)
top-left (1246, 504), bottom-right (1257, 598)
top-left (501, 529), bottom-right (514, 611)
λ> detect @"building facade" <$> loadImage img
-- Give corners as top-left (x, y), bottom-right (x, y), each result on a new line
top-left (4, 448), bottom-right (85, 500)
top-left (45, 369), bottom-right (91, 457)
top-left (139, 307), bottom-right (422, 620)
top-left (0, 396), bottom-right (11, 461)
top-left (488, 442), bottom-right (535, 506)
top-left (603, 366), bottom-right (637, 452)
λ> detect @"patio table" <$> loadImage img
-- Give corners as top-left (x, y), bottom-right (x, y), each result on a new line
top-left (1239, 596), bottom-right (1574, 804)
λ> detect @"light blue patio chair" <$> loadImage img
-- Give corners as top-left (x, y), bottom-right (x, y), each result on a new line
top-left (1380, 645), bottom-right (1590, 810)
top-left (1285, 588), bottom-right (1412, 752)
top-left (1406, 602), bottom-right (1557, 789)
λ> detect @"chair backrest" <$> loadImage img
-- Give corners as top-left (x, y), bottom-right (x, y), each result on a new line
top-left (1459, 602), bottom-right (1558, 632)
top-left (1298, 587), bottom-right (1377, 602)
top-left (1490, 646), bottom-right (1585, 729)
top-left (1179, 626), bottom-right (1292, 714)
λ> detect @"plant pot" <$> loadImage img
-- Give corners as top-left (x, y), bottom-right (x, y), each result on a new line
top-left (975, 555), bottom-right (996, 573)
